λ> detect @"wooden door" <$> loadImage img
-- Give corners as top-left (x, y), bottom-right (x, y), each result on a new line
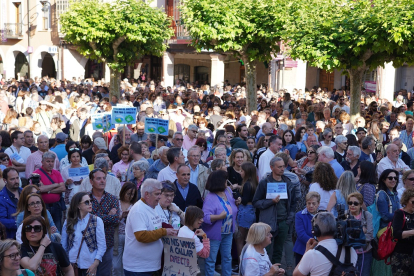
top-left (319, 69), bottom-right (335, 91)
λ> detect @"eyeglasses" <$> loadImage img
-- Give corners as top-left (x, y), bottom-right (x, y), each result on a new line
top-left (386, 176), bottom-right (398, 180)
top-left (81, 200), bottom-right (91, 206)
top-left (3, 252), bottom-right (21, 260)
top-left (326, 135), bottom-right (332, 138)
top-left (348, 201), bottom-right (360, 206)
top-left (175, 138), bottom-right (184, 141)
top-left (25, 225), bottom-right (43, 233)
top-left (227, 136), bottom-right (233, 139)
top-left (28, 201), bottom-right (42, 207)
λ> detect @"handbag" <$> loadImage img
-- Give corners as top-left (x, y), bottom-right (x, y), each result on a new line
top-left (39, 168), bottom-right (67, 211)
top-left (71, 214), bottom-right (92, 276)
top-left (377, 210), bottom-right (406, 264)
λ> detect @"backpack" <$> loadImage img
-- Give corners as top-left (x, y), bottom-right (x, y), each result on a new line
top-left (315, 245), bottom-right (357, 276)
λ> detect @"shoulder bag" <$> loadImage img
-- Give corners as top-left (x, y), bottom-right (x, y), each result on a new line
top-left (71, 214), bottom-right (92, 276)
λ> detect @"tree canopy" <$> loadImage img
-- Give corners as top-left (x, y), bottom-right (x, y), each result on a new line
top-left (181, 0), bottom-right (286, 113)
top-left (60, 0), bottom-right (173, 96)
top-left (283, 0), bottom-right (414, 119)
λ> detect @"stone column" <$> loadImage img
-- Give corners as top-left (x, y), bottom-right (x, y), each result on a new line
top-left (379, 62), bottom-right (396, 103)
top-left (162, 52), bottom-right (174, 87)
top-left (210, 54), bottom-right (225, 89)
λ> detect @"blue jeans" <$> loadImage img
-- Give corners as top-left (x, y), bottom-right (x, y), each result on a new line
top-left (113, 234), bottom-right (125, 276)
top-left (97, 247), bottom-right (113, 276)
top-left (206, 233), bottom-right (233, 276)
top-left (356, 250), bottom-right (373, 276)
top-left (123, 271), bottom-right (154, 276)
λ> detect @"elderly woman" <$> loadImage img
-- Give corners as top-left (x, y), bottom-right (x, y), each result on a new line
top-left (239, 223), bottom-right (285, 276)
top-left (390, 188), bottom-right (414, 276)
top-left (155, 181), bottom-right (185, 229)
top-left (129, 160), bottom-right (150, 199)
top-left (0, 239), bottom-right (35, 276)
top-left (346, 192), bottom-right (373, 276)
top-left (112, 146), bottom-right (132, 184)
top-left (333, 135), bottom-right (348, 163)
top-left (293, 192), bottom-right (320, 264)
top-left (340, 145), bottom-right (361, 177)
top-left (20, 216), bottom-right (74, 276)
top-left (320, 128), bottom-right (336, 149)
top-left (203, 170), bottom-right (238, 276)
top-left (397, 170), bottom-right (414, 199)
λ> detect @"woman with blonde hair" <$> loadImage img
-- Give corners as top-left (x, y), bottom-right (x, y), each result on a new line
top-left (327, 171), bottom-right (358, 217)
top-left (239, 223), bottom-right (285, 276)
top-left (2, 109), bottom-right (18, 131)
top-left (0, 239), bottom-right (35, 276)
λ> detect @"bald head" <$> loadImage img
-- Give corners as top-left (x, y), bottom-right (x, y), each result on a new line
top-left (262, 123), bottom-right (272, 134)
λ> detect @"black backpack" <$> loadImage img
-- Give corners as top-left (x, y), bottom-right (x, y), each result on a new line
top-left (315, 245), bottom-right (357, 276)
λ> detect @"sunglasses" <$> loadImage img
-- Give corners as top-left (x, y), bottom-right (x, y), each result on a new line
top-left (81, 200), bottom-right (91, 206)
top-left (386, 176), bottom-right (398, 180)
top-left (25, 225), bottom-right (43, 233)
top-left (175, 138), bottom-right (184, 141)
top-left (348, 201), bottom-right (360, 206)
top-left (1, 158), bottom-right (9, 162)
top-left (307, 151), bottom-right (316, 154)
top-left (69, 148), bottom-right (80, 151)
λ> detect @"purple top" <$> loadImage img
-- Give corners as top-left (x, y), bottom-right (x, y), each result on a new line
top-left (202, 188), bottom-right (238, 241)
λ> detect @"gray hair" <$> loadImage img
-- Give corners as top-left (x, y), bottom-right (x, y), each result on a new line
top-left (131, 160), bottom-right (150, 172)
top-left (322, 128), bottom-right (332, 137)
top-left (361, 136), bottom-right (374, 150)
top-left (95, 153), bottom-right (108, 159)
top-left (188, 124), bottom-right (199, 131)
top-left (173, 132), bottom-right (183, 139)
top-left (347, 146), bottom-right (361, 158)
top-left (37, 134), bottom-right (48, 142)
top-left (117, 126), bottom-right (132, 134)
top-left (295, 119), bottom-right (305, 127)
top-left (317, 146), bottom-right (335, 159)
top-left (94, 157), bottom-right (109, 170)
top-left (141, 178), bottom-right (163, 195)
top-left (278, 124), bottom-right (288, 131)
top-left (92, 131), bottom-right (104, 140)
top-left (188, 146), bottom-right (201, 155)
top-left (335, 135), bottom-right (347, 144)
top-left (392, 138), bottom-right (403, 147)
top-left (270, 156), bottom-right (284, 167)
top-left (158, 146), bottom-right (169, 155)
top-left (42, 151), bottom-right (56, 161)
top-left (314, 212), bottom-right (337, 237)
top-left (214, 147), bottom-right (226, 157)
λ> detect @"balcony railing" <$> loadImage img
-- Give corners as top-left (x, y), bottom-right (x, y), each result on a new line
top-left (4, 23), bottom-right (23, 38)
top-left (167, 0), bottom-right (190, 43)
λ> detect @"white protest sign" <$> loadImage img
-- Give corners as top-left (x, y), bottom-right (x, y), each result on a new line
top-left (162, 236), bottom-right (198, 276)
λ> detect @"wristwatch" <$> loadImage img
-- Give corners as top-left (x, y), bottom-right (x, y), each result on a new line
top-left (177, 210), bottom-right (183, 216)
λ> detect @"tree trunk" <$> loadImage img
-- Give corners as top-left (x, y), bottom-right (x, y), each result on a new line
top-left (347, 67), bottom-right (366, 123)
top-left (242, 57), bottom-right (257, 115)
top-left (109, 68), bottom-right (121, 98)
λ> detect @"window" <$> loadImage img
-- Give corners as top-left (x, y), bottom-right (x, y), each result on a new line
top-left (174, 64), bottom-right (190, 82)
top-left (40, 1), bottom-right (51, 30)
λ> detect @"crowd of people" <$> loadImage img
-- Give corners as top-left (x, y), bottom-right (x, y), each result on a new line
top-left (0, 76), bottom-right (414, 276)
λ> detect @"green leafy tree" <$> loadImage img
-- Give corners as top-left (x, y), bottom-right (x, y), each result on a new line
top-left (181, 0), bottom-right (286, 113)
top-left (60, 0), bottom-right (173, 97)
top-left (283, 0), bottom-right (414, 120)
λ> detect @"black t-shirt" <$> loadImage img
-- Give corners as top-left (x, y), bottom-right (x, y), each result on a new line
top-left (82, 147), bottom-right (95, 165)
top-left (227, 166), bottom-right (243, 186)
top-left (21, 242), bottom-right (70, 275)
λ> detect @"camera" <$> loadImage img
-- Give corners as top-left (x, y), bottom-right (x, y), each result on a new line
top-left (28, 173), bottom-right (41, 186)
top-left (334, 204), bottom-right (366, 249)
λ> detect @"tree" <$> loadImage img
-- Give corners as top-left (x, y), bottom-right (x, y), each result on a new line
top-left (60, 0), bottom-right (173, 97)
top-left (283, 0), bottom-right (414, 121)
top-left (181, 0), bottom-right (286, 113)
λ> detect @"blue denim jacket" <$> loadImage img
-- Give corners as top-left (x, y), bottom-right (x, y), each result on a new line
top-left (377, 189), bottom-right (400, 229)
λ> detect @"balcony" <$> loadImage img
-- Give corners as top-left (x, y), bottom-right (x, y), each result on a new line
top-left (4, 23), bottom-right (23, 39)
top-left (167, 0), bottom-right (191, 44)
